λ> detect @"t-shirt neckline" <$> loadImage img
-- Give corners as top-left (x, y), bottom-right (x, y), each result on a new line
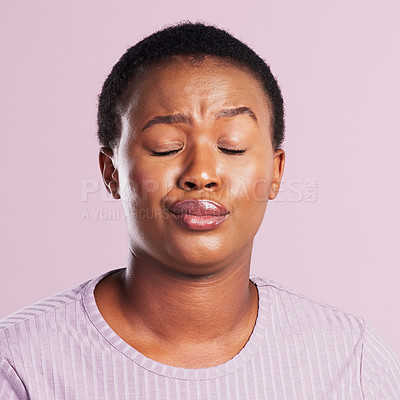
top-left (82, 268), bottom-right (269, 381)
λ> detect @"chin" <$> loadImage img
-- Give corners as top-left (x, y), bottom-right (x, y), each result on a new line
top-left (165, 237), bottom-right (250, 276)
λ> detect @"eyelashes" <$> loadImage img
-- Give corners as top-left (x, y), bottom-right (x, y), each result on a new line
top-left (151, 149), bottom-right (181, 156)
top-left (151, 147), bottom-right (246, 157)
top-left (219, 148), bottom-right (246, 155)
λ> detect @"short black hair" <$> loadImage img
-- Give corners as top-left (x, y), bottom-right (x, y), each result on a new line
top-left (97, 22), bottom-right (285, 150)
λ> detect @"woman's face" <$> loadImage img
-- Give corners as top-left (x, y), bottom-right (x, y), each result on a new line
top-left (105, 56), bottom-right (285, 275)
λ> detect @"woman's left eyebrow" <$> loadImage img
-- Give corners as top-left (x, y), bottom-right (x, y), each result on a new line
top-left (215, 107), bottom-right (258, 123)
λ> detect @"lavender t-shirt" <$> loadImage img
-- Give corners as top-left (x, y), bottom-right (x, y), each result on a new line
top-left (1, 269), bottom-right (399, 399)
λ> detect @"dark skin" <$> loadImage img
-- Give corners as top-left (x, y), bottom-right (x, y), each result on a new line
top-left (97, 56), bottom-right (285, 368)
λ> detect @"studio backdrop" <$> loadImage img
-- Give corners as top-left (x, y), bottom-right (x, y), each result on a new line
top-left (1, 0), bottom-right (399, 355)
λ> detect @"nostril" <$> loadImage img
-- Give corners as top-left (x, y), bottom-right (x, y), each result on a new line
top-left (180, 179), bottom-right (220, 191)
top-left (185, 181), bottom-right (196, 189)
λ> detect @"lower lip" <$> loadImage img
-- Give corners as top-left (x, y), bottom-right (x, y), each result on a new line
top-left (172, 213), bottom-right (228, 231)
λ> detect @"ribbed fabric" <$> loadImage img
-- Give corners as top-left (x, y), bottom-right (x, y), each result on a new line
top-left (1, 269), bottom-right (399, 399)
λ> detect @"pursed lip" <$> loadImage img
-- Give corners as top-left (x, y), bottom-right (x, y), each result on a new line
top-left (167, 199), bottom-right (229, 216)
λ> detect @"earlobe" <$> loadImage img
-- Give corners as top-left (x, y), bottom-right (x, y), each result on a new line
top-left (99, 147), bottom-right (121, 199)
top-left (268, 183), bottom-right (279, 200)
top-left (268, 149), bottom-right (285, 200)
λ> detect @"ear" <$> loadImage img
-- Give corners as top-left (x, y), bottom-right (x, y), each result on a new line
top-left (268, 149), bottom-right (285, 200)
top-left (99, 147), bottom-right (120, 199)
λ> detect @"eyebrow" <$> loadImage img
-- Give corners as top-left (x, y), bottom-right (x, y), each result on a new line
top-left (141, 114), bottom-right (191, 132)
top-left (141, 106), bottom-right (258, 132)
top-left (215, 107), bottom-right (258, 123)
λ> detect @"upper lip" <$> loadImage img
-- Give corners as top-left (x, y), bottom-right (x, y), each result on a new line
top-left (168, 199), bottom-right (229, 216)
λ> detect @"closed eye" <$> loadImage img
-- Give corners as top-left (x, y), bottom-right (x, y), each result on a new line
top-left (218, 148), bottom-right (246, 155)
top-left (151, 149), bottom-right (181, 156)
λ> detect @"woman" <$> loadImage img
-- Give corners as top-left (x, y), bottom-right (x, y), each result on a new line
top-left (1, 22), bottom-right (399, 399)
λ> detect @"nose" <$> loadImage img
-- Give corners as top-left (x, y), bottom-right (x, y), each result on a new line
top-left (178, 146), bottom-right (221, 192)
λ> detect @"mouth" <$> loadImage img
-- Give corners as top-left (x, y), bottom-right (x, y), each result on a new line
top-left (167, 199), bottom-right (229, 231)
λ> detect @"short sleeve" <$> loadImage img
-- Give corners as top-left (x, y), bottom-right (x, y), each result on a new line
top-left (361, 322), bottom-right (400, 399)
top-left (0, 354), bottom-right (29, 400)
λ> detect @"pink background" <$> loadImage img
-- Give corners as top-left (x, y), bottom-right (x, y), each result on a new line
top-left (1, 1), bottom-right (399, 355)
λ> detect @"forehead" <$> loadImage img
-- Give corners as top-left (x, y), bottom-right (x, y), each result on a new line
top-left (122, 56), bottom-right (272, 125)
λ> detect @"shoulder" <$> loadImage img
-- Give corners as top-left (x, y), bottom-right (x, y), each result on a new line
top-left (251, 276), bottom-right (400, 397)
top-left (361, 323), bottom-right (400, 396)
top-left (0, 270), bottom-right (113, 361)
top-left (0, 279), bottom-right (89, 371)
top-left (0, 280), bottom-right (89, 334)
top-left (251, 275), bottom-right (365, 342)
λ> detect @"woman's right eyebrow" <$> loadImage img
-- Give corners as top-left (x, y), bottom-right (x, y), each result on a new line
top-left (141, 114), bottom-right (192, 132)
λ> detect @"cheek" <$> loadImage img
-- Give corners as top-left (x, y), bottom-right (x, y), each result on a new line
top-left (122, 160), bottom-right (172, 205)
top-left (248, 151), bottom-right (274, 202)
top-left (252, 177), bottom-right (272, 202)
top-left (225, 165), bottom-right (271, 240)
top-left (119, 162), bottom-right (168, 232)
top-left (228, 160), bottom-right (273, 204)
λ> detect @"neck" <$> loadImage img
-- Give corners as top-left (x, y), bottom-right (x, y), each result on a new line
top-left (118, 255), bottom-right (257, 343)
top-left (94, 249), bottom-right (259, 367)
